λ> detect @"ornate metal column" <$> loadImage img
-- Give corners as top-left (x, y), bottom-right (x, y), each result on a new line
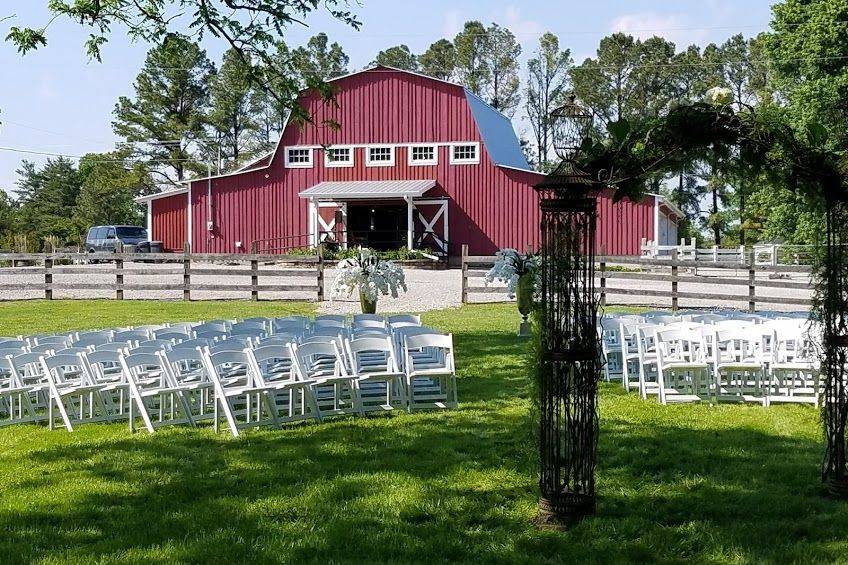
top-left (822, 194), bottom-right (848, 497)
top-left (534, 96), bottom-right (600, 527)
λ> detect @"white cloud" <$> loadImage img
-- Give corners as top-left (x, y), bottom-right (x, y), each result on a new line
top-left (502, 5), bottom-right (542, 43)
top-left (609, 12), bottom-right (708, 48)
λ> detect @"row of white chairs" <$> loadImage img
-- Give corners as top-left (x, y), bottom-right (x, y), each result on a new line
top-left (598, 311), bottom-right (821, 406)
top-left (0, 315), bottom-right (457, 437)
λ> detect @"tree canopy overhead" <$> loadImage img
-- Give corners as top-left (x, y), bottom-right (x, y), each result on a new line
top-left (5, 1), bottom-right (361, 124)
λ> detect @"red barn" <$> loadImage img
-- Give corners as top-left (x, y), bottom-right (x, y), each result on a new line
top-left (138, 66), bottom-right (680, 257)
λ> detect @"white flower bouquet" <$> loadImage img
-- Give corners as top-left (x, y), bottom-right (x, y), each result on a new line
top-left (332, 247), bottom-right (408, 303)
top-left (485, 248), bottom-right (540, 298)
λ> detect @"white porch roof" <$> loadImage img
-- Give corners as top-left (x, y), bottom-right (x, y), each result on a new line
top-left (299, 179), bottom-right (436, 200)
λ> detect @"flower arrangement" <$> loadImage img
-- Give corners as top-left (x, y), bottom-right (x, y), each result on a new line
top-left (485, 248), bottom-right (540, 298)
top-left (332, 247), bottom-right (408, 311)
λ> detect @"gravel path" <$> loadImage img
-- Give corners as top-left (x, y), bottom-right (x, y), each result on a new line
top-left (0, 262), bottom-right (812, 314)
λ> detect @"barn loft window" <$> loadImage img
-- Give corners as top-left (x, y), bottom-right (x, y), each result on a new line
top-left (285, 147), bottom-right (313, 168)
top-left (409, 145), bottom-right (438, 166)
top-left (325, 146), bottom-right (354, 167)
top-left (450, 143), bottom-right (480, 165)
top-left (366, 146), bottom-right (395, 167)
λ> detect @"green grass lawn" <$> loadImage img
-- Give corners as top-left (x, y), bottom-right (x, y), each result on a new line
top-left (0, 300), bottom-right (845, 563)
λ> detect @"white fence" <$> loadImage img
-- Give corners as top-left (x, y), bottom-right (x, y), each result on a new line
top-left (641, 239), bottom-right (818, 267)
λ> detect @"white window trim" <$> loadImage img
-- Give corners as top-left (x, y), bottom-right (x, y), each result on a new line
top-left (365, 145), bottom-right (395, 167)
top-left (284, 146), bottom-right (313, 169)
top-left (449, 142), bottom-right (480, 165)
top-left (324, 145), bottom-right (355, 168)
top-left (407, 144), bottom-right (439, 166)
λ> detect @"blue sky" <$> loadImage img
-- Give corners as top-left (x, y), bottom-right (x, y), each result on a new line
top-left (0, 1), bottom-right (775, 193)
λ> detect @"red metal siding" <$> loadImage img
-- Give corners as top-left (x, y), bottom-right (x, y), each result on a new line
top-left (151, 193), bottom-right (188, 252)
top-left (165, 69), bottom-right (656, 256)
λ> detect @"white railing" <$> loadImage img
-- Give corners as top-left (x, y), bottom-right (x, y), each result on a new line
top-left (643, 240), bottom-right (820, 267)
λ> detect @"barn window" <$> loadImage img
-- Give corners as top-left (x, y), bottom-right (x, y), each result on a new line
top-left (450, 143), bottom-right (479, 164)
top-left (408, 145), bottom-right (438, 166)
top-left (366, 146), bottom-right (395, 167)
top-left (325, 146), bottom-right (353, 167)
top-left (284, 147), bottom-right (313, 168)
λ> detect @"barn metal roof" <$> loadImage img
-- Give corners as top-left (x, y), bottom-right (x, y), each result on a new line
top-left (298, 179), bottom-right (436, 200)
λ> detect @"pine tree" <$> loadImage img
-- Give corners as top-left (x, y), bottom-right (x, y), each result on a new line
top-left (112, 33), bottom-right (213, 185)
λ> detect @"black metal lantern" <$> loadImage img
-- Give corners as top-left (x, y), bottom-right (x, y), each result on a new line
top-left (822, 193), bottom-right (848, 498)
top-left (534, 94), bottom-right (600, 528)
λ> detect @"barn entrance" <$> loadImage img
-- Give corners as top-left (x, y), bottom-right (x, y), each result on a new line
top-left (299, 179), bottom-right (449, 255)
top-left (346, 203), bottom-right (406, 250)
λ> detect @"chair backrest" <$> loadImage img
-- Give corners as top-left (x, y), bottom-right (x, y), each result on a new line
top-left (74, 330), bottom-right (114, 348)
top-left (153, 330), bottom-right (191, 342)
top-left (8, 352), bottom-right (45, 386)
top-left (114, 329), bottom-right (151, 343)
top-left (28, 343), bottom-right (57, 354)
top-left (404, 333), bottom-right (455, 372)
top-left (710, 321), bottom-right (755, 336)
top-left (136, 339), bottom-right (174, 350)
top-left (161, 347), bottom-right (208, 385)
top-left (82, 350), bottom-right (124, 384)
top-left (272, 317), bottom-right (310, 334)
top-left (31, 335), bottom-right (72, 347)
top-left (233, 320), bottom-right (267, 331)
top-left (171, 338), bottom-right (211, 350)
top-left (345, 336), bottom-right (399, 374)
top-left (258, 333), bottom-right (298, 346)
top-left (353, 326), bottom-right (390, 338)
top-left (95, 341), bottom-right (133, 352)
top-left (353, 314), bottom-right (387, 328)
top-left (203, 348), bottom-right (256, 387)
top-left (120, 351), bottom-right (169, 390)
top-left (209, 339), bottom-right (254, 354)
top-left (311, 326), bottom-right (347, 339)
top-left (388, 314), bottom-right (421, 326)
top-left (292, 341), bottom-right (347, 378)
top-left (53, 346), bottom-right (92, 356)
top-left (228, 327), bottom-right (267, 339)
top-left (193, 322), bottom-right (228, 335)
top-left (194, 330), bottom-right (228, 341)
top-left (313, 318), bottom-right (346, 330)
top-left (248, 343), bottom-right (297, 383)
top-left (41, 353), bottom-right (91, 385)
top-left (655, 328), bottom-right (706, 364)
top-left (0, 339), bottom-right (27, 351)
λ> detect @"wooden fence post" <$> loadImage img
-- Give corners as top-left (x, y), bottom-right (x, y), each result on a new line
top-left (44, 249), bottom-right (53, 300)
top-left (251, 257), bottom-right (259, 301)
top-left (183, 242), bottom-right (191, 301)
top-left (599, 252), bottom-right (606, 308)
top-left (317, 244), bottom-right (325, 301)
top-left (671, 248), bottom-right (679, 312)
top-left (115, 242), bottom-right (124, 300)
top-left (461, 244), bottom-right (469, 304)
top-left (748, 253), bottom-right (756, 313)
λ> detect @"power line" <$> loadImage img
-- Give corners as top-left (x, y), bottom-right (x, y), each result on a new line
top-left (0, 145), bottom-right (201, 164)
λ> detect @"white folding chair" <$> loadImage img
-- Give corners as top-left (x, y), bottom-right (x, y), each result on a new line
top-left (635, 323), bottom-right (661, 399)
top-left (160, 347), bottom-right (216, 422)
top-left (403, 333), bottom-right (457, 411)
top-left (712, 328), bottom-right (767, 405)
top-left (0, 354), bottom-right (41, 427)
top-left (40, 353), bottom-right (111, 431)
top-left (345, 336), bottom-right (407, 413)
top-left (768, 322), bottom-right (820, 406)
top-left (655, 328), bottom-right (709, 404)
top-left (120, 352), bottom-right (195, 433)
top-left (202, 348), bottom-right (281, 437)
top-left (248, 344), bottom-right (321, 424)
top-left (599, 318), bottom-right (623, 382)
top-left (292, 341), bottom-right (361, 417)
top-left (618, 320), bottom-right (641, 392)
top-left (82, 349), bottom-right (130, 420)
